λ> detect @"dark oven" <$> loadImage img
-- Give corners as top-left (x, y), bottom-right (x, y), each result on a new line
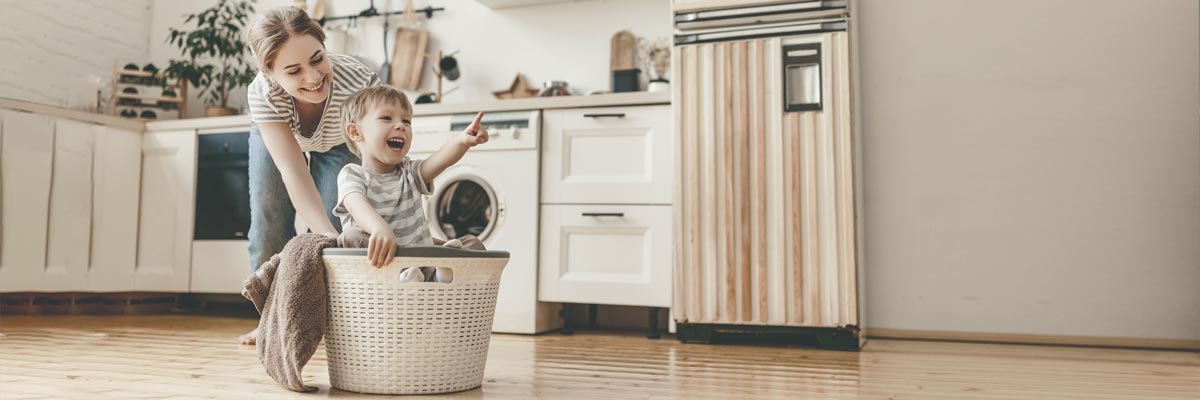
top-left (194, 131), bottom-right (251, 240)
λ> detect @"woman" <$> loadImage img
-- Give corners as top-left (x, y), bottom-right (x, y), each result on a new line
top-left (240, 6), bottom-right (378, 345)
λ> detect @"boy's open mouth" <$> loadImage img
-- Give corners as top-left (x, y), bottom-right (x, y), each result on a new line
top-left (386, 137), bottom-right (406, 150)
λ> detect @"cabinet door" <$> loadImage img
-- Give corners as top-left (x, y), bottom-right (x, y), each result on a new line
top-left (135, 129), bottom-right (196, 291)
top-left (0, 111), bottom-right (54, 292)
top-left (674, 32), bottom-right (857, 327)
top-left (542, 105), bottom-right (672, 205)
top-left (538, 204), bottom-right (672, 307)
top-left (190, 241), bottom-right (250, 294)
top-left (89, 126), bottom-right (142, 291)
top-left (43, 119), bottom-right (97, 291)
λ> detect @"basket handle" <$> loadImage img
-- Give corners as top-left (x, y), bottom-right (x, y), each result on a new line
top-left (324, 245), bottom-right (509, 259)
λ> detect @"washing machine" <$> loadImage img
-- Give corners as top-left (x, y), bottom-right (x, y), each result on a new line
top-left (409, 110), bottom-right (560, 334)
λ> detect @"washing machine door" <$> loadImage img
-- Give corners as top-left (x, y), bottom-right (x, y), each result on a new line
top-left (427, 167), bottom-right (504, 242)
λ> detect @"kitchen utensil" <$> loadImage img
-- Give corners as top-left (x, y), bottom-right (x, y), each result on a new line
top-left (379, 0), bottom-right (391, 80)
top-left (389, 0), bottom-right (427, 90)
top-left (439, 55), bottom-right (460, 81)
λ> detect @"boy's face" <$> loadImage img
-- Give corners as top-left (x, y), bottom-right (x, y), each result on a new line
top-left (351, 101), bottom-right (413, 168)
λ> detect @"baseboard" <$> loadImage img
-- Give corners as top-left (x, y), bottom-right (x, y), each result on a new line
top-left (867, 327), bottom-right (1200, 351)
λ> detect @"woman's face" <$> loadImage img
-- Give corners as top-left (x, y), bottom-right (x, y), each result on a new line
top-left (269, 34), bottom-right (333, 105)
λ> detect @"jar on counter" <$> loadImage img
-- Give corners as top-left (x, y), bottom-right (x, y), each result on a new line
top-left (538, 80), bottom-right (572, 97)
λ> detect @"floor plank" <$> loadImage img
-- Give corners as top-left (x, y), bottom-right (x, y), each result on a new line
top-left (0, 315), bottom-right (1196, 399)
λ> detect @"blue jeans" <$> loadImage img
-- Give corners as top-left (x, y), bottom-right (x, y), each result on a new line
top-left (247, 122), bottom-right (360, 271)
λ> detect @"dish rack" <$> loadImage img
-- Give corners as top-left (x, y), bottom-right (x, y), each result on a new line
top-left (109, 60), bottom-right (187, 121)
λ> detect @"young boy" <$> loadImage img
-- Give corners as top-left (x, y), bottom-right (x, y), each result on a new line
top-left (334, 85), bottom-right (488, 280)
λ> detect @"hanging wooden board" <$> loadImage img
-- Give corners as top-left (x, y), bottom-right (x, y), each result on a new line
top-left (389, 0), bottom-right (427, 90)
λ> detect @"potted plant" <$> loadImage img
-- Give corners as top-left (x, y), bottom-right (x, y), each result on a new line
top-left (164, 0), bottom-right (258, 117)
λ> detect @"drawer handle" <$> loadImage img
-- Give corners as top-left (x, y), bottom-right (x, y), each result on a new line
top-left (583, 113), bottom-right (626, 118)
top-left (581, 212), bottom-right (625, 217)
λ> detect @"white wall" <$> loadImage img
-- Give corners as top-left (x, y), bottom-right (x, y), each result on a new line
top-left (857, 0), bottom-right (1200, 340)
top-left (148, 0), bottom-right (672, 117)
top-left (0, 0), bottom-right (152, 110)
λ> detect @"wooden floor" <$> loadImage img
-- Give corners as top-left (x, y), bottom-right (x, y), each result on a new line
top-left (1, 315), bottom-right (1197, 399)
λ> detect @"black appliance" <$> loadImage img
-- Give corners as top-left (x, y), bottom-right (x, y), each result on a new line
top-left (194, 132), bottom-right (251, 240)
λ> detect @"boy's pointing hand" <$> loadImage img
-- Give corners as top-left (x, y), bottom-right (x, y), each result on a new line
top-left (462, 112), bottom-right (489, 147)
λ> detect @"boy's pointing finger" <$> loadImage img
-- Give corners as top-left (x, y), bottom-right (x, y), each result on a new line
top-left (469, 112), bottom-right (485, 130)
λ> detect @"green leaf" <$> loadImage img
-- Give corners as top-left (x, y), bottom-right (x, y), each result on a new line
top-left (162, 0), bottom-right (258, 106)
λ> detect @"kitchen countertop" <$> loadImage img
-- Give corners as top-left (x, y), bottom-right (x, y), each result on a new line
top-left (145, 91), bottom-right (671, 132)
top-left (2, 91), bottom-right (670, 133)
top-left (0, 97), bottom-right (144, 131)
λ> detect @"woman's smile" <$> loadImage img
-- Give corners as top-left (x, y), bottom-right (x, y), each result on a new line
top-left (300, 75), bottom-right (327, 94)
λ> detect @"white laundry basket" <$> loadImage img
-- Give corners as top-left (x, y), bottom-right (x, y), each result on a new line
top-left (322, 246), bottom-right (508, 395)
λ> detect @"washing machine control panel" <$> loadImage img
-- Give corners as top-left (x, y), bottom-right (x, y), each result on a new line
top-left (410, 110), bottom-right (540, 154)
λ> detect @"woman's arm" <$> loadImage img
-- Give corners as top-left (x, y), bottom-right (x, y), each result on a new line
top-left (257, 121), bottom-right (339, 238)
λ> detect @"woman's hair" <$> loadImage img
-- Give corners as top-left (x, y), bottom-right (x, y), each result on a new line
top-left (246, 6), bottom-right (326, 73)
top-left (341, 85), bottom-right (413, 157)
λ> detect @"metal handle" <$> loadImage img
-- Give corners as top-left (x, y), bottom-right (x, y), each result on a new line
top-left (782, 43), bottom-right (822, 112)
top-left (581, 212), bottom-right (625, 217)
top-left (583, 113), bottom-right (626, 118)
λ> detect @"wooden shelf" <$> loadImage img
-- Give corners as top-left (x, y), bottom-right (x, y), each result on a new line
top-left (116, 69), bottom-right (163, 78)
top-left (115, 93), bottom-right (183, 103)
top-left (111, 59), bottom-right (187, 119)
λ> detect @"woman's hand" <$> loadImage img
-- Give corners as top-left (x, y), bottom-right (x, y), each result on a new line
top-left (367, 227), bottom-right (397, 267)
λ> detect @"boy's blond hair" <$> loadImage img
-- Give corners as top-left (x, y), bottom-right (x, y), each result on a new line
top-left (341, 85), bottom-right (412, 157)
top-left (246, 6), bottom-right (326, 73)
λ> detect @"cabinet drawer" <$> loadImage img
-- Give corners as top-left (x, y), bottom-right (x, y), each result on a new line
top-left (538, 204), bottom-right (672, 307)
top-left (542, 105), bottom-right (672, 204)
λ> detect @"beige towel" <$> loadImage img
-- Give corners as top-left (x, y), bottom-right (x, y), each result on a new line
top-left (243, 230), bottom-right (486, 392)
top-left (241, 233), bottom-right (335, 392)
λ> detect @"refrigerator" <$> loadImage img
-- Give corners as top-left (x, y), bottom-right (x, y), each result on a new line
top-left (671, 0), bottom-right (865, 350)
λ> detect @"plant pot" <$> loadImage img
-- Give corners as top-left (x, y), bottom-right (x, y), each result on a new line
top-left (205, 106), bottom-right (238, 117)
top-left (647, 79), bottom-right (670, 93)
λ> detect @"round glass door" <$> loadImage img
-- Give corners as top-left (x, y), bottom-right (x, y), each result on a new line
top-left (432, 176), bottom-right (498, 241)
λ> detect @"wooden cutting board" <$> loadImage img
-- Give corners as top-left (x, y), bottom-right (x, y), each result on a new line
top-left (389, 0), bottom-right (427, 90)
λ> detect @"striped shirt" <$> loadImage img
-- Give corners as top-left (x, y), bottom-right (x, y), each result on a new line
top-left (333, 159), bottom-right (434, 246)
top-left (246, 53), bottom-right (379, 153)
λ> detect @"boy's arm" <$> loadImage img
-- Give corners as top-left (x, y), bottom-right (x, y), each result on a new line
top-left (342, 193), bottom-right (391, 234)
top-left (342, 193), bottom-right (397, 266)
top-left (419, 112), bottom-right (489, 181)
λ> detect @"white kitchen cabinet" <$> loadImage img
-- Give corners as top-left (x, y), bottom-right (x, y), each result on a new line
top-left (190, 241), bottom-right (250, 294)
top-left (0, 111), bottom-right (54, 292)
top-left (89, 126), bottom-right (142, 291)
top-left (43, 119), bottom-right (97, 291)
top-left (542, 105), bottom-right (672, 205)
top-left (538, 204), bottom-right (673, 307)
top-left (135, 129), bottom-right (196, 292)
